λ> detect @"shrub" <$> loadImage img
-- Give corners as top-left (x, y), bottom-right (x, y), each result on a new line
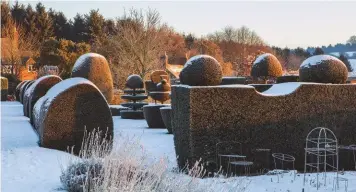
top-left (20, 80), bottom-right (34, 103)
top-left (24, 75), bottom-right (62, 121)
top-left (71, 53), bottom-right (114, 103)
top-left (250, 53), bottom-right (283, 82)
top-left (1, 76), bottom-right (9, 101)
top-left (15, 81), bottom-right (28, 101)
top-left (299, 55), bottom-right (348, 84)
top-left (34, 77), bottom-right (113, 153)
top-left (179, 55), bottom-right (222, 86)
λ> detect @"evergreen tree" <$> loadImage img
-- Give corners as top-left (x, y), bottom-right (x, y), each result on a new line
top-left (24, 4), bottom-right (37, 35)
top-left (184, 33), bottom-right (195, 50)
top-left (85, 9), bottom-right (105, 43)
top-left (72, 14), bottom-right (89, 42)
top-left (11, 1), bottom-right (26, 25)
top-left (313, 47), bottom-right (324, 55)
top-left (35, 3), bottom-right (53, 43)
top-left (49, 9), bottom-right (71, 40)
top-left (339, 53), bottom-right (353, 72)
top-left (103, 19), bottom-right (117, 36)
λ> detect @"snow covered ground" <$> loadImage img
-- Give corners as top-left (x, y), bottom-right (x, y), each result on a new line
top-left (2, 101), bottom-right (356, 192)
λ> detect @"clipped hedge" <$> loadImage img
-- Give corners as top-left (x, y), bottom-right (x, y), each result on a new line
top-left (171, 83), bottom-right (356, 171)
top-left (71, 53), bottom-right (114, 103)
top-left (1, 76), bottom-right (9, 101)
top-left (33, 77), bottom-right (113, 153)
top-left (20, 81), bottom-right (34, 103)
top-left (276, 75), bottom-right (299, 83)
top-left (15, 81), bottom-right (28, 101)
top-left (24, 75), bottom-right (62, 121)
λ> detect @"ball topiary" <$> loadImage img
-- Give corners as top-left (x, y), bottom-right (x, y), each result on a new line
top-left (34, 77), bottom-right (113, 153)
top-left (125, 75), bottom-right (144, 89)
top-left (71, 53), bottom-right (114, 103)
top-left (23, 75), bottom-right (62, 121)
top-left (179, 55), bottom-right (222, 86)
top-left (251, 53), bottom-right (283, 82)
top-left (299, 55), bottom-right (348, 84)
top-left (1, 76), bottom-right (9, 101)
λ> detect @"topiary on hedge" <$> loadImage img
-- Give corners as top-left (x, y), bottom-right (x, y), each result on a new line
top-left (251, 53), bottom-right (283, 83)
top-left (15, 81), bottom-right (28, 101)
top-left (299, 55), bottom-right (348, 84)
top-left (179, 55), bottom-right (222, 86)
top-left (23, 75), bottom-right (62, 121)
top-left (150, 70), bottom-right (169, 84)
top-left (34, 77), bottom-right (113, 153)
top-left (1, 76), bottom-right (9, 101)
top-left (71, 53), bottom-right (114, 103)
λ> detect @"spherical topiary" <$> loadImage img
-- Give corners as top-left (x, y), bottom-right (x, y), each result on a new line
top-left (15, 81), bottom-right (28, 101)
top-left (34, 77), bottom-right (113, 153)
top-left (299, 55), bottom-right (348, 84)
top-left (71, 53), bottom-right (114, 103)
top-left (179, 55), bottom-right (222, 86)
top-left (1, 76), bottom-right (9, 101)
top-left (126, 75), bottom-right (143, 89)
top-left (251, 53), bottom-right (283, 80)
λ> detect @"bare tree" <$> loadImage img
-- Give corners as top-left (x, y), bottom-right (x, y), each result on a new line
top-left (1, 19), bottom-right (40, 78)
top-left (115, 8), bottom-right (169, 78)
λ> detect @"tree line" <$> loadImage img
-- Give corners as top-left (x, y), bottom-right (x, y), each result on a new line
top-left (1, 2), bottom-right (355, 89)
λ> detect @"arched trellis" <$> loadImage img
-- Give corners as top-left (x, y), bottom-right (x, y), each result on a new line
top-left (304, 127), bottom-right (339, 190)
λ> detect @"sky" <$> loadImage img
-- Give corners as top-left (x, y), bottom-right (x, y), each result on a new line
top-left (16, 0), bottom-right (356, 49)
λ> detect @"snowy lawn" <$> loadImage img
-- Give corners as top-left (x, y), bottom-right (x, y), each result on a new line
top-left (2, 101), bottom-right (356, 192)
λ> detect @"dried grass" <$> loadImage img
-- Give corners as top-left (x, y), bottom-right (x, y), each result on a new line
top-left (60, 130), bottom-right (248, 192)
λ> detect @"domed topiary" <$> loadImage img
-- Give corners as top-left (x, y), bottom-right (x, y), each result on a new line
top-left (33, 77), bottom-right (113, 153)
top-left (1, 76), bottom-right (9, 101)
top-left (299, 55), bottom-right (348, 84)
top-left (251, 53), bottom-right (283, 82)
top-left (179, 55), bottom-right (222, 86)
top-left (20, 80), bottom-right (34, 104)
top-left (126, 75), bottom-right (144, 89)
top-left (23, 75), bottom-right (62, 122)
top-left (71, 53), bottom-right (114, 103)
top-left (15, 81), bottom-right (28, 101)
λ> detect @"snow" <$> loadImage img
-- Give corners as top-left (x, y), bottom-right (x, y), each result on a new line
top-left (346, 51), bottom-right (356, 58)
top-left (329, 52), bottom-right (340, 57)
top-left (183, 55), bottom-right (217, 67)
top-left (109, 105), bottom-right (127, 109)
top-left (2, 101), bottom-right (356, 192)
top-left (300, 55), bottom-right (343, 69)
top-left (173, 84), bottom-right (254, 89)
top-left (72, 53), bottom-right (105, 73)
top-left (262, 82), bottom-right (323, 96)
top-left (252, 53), bottom-right (274, 66)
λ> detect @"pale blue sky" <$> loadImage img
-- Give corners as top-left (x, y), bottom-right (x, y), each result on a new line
top-left (17, 1), bottom-right (356, 48)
